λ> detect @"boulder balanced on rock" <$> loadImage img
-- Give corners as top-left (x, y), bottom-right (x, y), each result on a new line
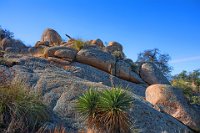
top-left (76, 46), bottom-right (116, 74)
top-left (115, 60), bottom-right (144, 84)
top-left (41, 28), bottom-right (62, 46)
top-left (44, 46), bottom-right (77, 62)
top-left (146, 84), bottom-right (200, 132)
top-left (140, 62), bottom-right (170, 85)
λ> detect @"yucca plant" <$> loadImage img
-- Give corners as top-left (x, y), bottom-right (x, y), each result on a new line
top-left (0, 84), bottom-right (50, 133)
top-left (76, 88), bottom-right (133, 133)
top-left (76, 89), bottom-right (100, 131)
top-left (97, 88), bottom-right (133, 133)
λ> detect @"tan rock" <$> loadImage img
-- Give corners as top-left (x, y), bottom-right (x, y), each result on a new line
top-left (44, 46), bottom-right (77, 61)
top-left (54, 49), bottom-right (77, 61)
top-left (146, 84), bottom-right (200, 132)
top-left (105, 42), bottom-right (125, 59)
top-left (47, 57), bottom-right (71, 66)
top-left (35, 41), bottom-right (49, 48)
top-left (76, 47), bottom-right (116, 74)
top-left (140, 63), bottom-right (170, 85)
top-left (90, 39), bottom-right (104, 48)
top-left (41, 28), bottom-right (62, 46)
top-left (107, 41), bottom-right (123, 52)
top-left (0, 38), bottom-right (26, 50)
top-left (115, 60), bottom-right (144, 84)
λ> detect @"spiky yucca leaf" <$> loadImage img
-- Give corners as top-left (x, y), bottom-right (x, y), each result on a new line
top-left (76, 89), bottom-right (99, 128)
top-left (97, 88), bottom-right (133, 133)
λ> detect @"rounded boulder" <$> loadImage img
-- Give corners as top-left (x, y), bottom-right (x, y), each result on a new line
top-left (146, 84), bottom-right (200, 132)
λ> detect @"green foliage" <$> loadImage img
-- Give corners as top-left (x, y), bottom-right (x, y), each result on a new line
top-left (0, 84), bottom-right (50, 132)
top-left (191, 96), bottom-right (200, 105)
top-left (71, 39), bottom-right (87, 51)
top-left (76, 89), bottom-right (99, 127)
top-left (76, 88), bottom-right (133, 133)
top-left (172, 79), bottom-right (200, 105)
top-left (97, 88), bottom-right (133, 133)
top-left (0, 26), bottom-right (14, 39)
top-left (137, 48), bottom-right (172, 78)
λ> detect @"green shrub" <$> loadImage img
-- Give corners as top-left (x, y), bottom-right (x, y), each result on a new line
top-left (97, 88), bottom-right (133, 133)
top-left (71, 39), bottom-right (87, 51)
top-left (172, 79), bottom-right (200, 105)
top-left (76, 88), bottom-right (133, 133)
top-left (76, 88), bottom-right (99, 129)
top-left (191, 96), bottom-right (200, 105)
top-left (0, 84), bottom-right (50, 132)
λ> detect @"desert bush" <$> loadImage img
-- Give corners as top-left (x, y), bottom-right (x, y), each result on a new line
top-left (0, 84), bottom-right (50, 133)
top-left (76, 88), bottom-right (133, 133)
top-left (71, 39), bottom-right (87, 51)
top-left (76, 89), bottom-right (99, 131)
top-left (172, 79), bottom-right (200, 105)
top-left (0, 26), bottom-right (14, 39)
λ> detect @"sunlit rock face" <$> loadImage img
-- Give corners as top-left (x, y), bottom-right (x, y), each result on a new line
top-left (41, 28), bottom-right (62, 46)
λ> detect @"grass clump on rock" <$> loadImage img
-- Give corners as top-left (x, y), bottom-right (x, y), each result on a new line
top-left (76, 88), bottom-right (133, 133)
top-left (71, 39), bottom-right (87, 51)
top-left (0, 84), bottom-right (50, 133)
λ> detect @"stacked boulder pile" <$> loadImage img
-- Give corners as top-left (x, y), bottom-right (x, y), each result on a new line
top-left (0, 28), bottom-right (200, 132)
top-left (0, 28), bottom-right (28, 54)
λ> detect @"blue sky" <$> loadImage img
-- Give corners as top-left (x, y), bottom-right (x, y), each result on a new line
top-left (0, 0), bottom-right (200, 75)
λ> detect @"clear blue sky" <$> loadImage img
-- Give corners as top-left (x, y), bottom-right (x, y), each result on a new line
top-left (0, 0), bottom-right (200, 75)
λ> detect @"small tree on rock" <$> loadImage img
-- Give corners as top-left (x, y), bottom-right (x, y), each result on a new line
top-left (137, 48), bottom-right (172, 78)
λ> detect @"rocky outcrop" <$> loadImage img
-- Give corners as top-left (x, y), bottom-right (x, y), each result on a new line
top-left (0, 65), bottom-right (12, 85)
top-left (106, 41), bottom-right (125, 59)
top-left (44, 46), bottom-right (77, 61)
top-left (0, 38), bottom-right (26, 51)
top-left (0, 56), bottom-right (192, 132)
top-left (89, 39), bottom-right (104, 48)
top-left (115, 60), bottom-right (144, 84)
top-left (140, 62), bottom-right (170, 85)
top-left (146, 84), bottom-right (200, 132)
top-left (106, 41), bottom-right (123, 52)
top-left (76, 47), bottom-right (116, 74)
top-left (1, 28), bottom-right (197, 132)
top-left (35, 41), bottom-right (50, 48)
top-left (41, 28), bottom-right (62, 46)
top-left (68, 62), bottom-right (146, 96)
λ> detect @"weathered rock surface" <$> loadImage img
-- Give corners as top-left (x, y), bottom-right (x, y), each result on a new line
top-left (68, 62), bottom-right (147, 97)
top-left (41, 28), bottom-right (62, 46)
top-left (54, 49), bottom-right (77, 61)
top-left (44, 46), bottom-right (77, 61)
top-left (115, 60), bottom-right (144, 84)
top-left (0, 38), bottom-right (26, 51)
top-left (0, 56), bottom-right (192, 132)
top-left (146, 84), bottom-right (200, 132)
top-left (76, 47), bottom-right (116, 74)
top-left (89, 39), bottom-right (104, 48)
top-left (0, 65), bottom-right (12, 85)
top-left (140, 62), bottom-right (170, 85)
top-left (47, 57), bottom-right (71, 66)
top-left (106, 41), bottom-right (125, 59)
top-left (106, 41), bottom-right (123, 52)
top-left (35, 41), bottom-right (50, 48)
